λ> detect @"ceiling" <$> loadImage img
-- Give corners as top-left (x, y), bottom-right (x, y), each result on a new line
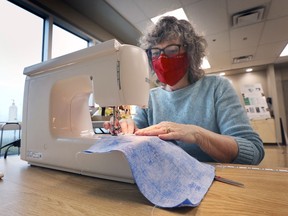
top-left (61, 0), bottom-right (288, 75)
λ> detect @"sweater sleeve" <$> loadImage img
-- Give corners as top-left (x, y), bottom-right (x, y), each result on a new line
top-left (134, 106), bottom-right (149, 129)
top-left (214, 77), bottom-right (265, 165)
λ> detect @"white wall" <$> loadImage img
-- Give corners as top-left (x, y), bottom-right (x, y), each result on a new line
top-left (223, 64), bottom-right (288, 144)
top-left (225, 70), bottom-right (268, 107)
top-left (267, 65), bottom-right (281, 143)
top-left (275, 66), bottom-right (288, 142)
top-left (279, 67), bottom-right (288, 80)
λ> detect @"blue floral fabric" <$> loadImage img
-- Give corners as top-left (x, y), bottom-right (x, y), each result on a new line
top-left (84, 135), bottom-right (215, 208)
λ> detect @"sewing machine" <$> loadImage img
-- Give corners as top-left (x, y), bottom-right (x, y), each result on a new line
top-left (20, 39), bottom-right (150, 183)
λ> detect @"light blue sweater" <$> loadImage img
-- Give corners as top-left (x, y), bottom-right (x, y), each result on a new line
top-left (134, 75), bottom-right (265, 165)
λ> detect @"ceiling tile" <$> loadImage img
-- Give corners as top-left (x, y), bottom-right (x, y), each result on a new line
top-left (267, 0), bottom-right (288, 19)
top-left (184, 0), bottom-right (228, 36)
top-left (134, 20), bottom-right (154, 34)
top-left (230, 23), bottom-right (264, 50)
top-left (133, 0), bottom-right (182, 18)
top-left (230, 47), bottom-right (257, 59)
top-left (106, 0), bottom-right (146, 23)
top-left (260, 17), bottom-right (288, 44)
top-left (227, 0), bottom-right (270, 15)
top-left (207, 51), bottom-right (231, 70)
top-left (255, 41), bottom-right (287, 60)
top-left (205, 32), bottom-right (230, 54)
top-left (179, 0), bottom-right (201, 7)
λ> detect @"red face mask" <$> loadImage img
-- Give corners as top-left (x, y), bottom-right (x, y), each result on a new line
top-left (152, 53), bottom-right (189, 86)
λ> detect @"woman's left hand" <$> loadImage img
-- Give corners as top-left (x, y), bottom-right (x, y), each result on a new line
top-left (134, 121), bottom-right (200, 143)
top-left (135, 121), bottom-right (239, 163)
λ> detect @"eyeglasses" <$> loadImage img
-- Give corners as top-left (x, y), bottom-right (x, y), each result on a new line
top-left (146, 44), bottom-right (183, 60)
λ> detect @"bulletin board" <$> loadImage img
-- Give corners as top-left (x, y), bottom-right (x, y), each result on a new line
top-left (241, 83), bottom-right (271, 120)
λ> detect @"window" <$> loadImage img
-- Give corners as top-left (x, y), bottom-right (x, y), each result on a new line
top-left (0, 0), bottom-right (90, 122)
top-left (0, 0), bottom-right (43, 122)
top-left (52, 24), bottom-right (88, 58)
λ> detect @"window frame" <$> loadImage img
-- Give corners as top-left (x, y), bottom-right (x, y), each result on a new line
top-left (8, 0), bottom-right (95, 61)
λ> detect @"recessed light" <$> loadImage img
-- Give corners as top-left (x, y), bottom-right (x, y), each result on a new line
top-left (280, 43), bottom-right (288, 57)
top-left (151, 8), bottom-right (188, 24)
top-left (246, 68), bottom-right (253, 72)
top-left (219, 72), bottom-right (226, 76)
top-left (201, 56), bottom-right (211, 69)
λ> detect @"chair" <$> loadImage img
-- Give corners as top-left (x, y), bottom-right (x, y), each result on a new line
top-left (0, 122), bottom-right (21, 158)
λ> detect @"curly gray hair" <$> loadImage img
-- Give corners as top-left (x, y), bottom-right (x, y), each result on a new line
top-left (139, 16), bottom-right (207, 84)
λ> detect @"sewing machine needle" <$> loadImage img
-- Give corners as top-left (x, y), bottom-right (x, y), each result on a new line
top-left (214, 175), bottom-right (244, 187)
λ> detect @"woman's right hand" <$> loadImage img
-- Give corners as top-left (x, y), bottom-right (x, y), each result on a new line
top-left (103, 118), bottom-right (137, 134)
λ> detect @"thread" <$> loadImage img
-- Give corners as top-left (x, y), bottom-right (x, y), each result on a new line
top-left (150, 205), bottom-right (158, 216)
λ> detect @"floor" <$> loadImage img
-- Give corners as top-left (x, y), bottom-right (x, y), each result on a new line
top-left (259, 144), bottom-right (288, 168)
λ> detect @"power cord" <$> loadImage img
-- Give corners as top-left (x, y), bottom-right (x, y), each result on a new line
top-left (0, 139), bottom-right (21, 159)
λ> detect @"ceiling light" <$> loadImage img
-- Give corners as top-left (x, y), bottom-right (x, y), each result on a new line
top-left (219, 72), bottom-right (226, 76)
top-left (246, 68), bottom-right (253, 72)
top-left (280, 43), bottom-right (288, 57)
top-left (201, 56), bottom-right (211, 69)
top-left (151, 8), bottom-right (188, 24)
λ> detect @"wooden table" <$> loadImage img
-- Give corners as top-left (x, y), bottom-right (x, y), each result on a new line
top-left (1, 156), bottom-right (288, 216)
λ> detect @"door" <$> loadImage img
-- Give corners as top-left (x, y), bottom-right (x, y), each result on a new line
top-left (282, 80), bottom-right (288, 143)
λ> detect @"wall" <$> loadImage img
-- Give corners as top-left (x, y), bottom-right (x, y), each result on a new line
top-left (275, 65), bottom-right (288, 142)
top-left (267, 65), bottom-right (281, 143)
top-left (224, 64), bottom-right (288, 144)
top-left (279, 67), bottom-right (288, 80)
top-left (225, 70), bottom-right (268, 108)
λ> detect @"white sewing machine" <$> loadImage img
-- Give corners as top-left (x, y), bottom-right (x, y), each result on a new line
top-left (20, 39), bottom-right (150, 183)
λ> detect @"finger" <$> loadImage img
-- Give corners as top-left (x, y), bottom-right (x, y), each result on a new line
top-left (119, 119), bottom-right (135, 134)
top-left (158, 133), bottom-right (176, 140)
top-left (126, 119), bottom-right (136, 134)
top-left (119, 119), bottom-right (128, 134)
top-left (103, 121), bottom-right (110, 130)
top-left (135, 127), bottom-right (167, 136)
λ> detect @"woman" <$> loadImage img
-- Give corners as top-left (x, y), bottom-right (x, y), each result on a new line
top-left (104, 16), bottom-right (264, 165)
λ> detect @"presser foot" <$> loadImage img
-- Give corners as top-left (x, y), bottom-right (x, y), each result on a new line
top-left (111, 126), bottom-right (121, 136)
